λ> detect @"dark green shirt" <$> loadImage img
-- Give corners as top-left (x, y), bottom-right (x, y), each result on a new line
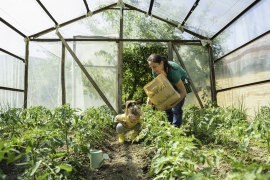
top-left (152, 61), bottom-right (189, 89)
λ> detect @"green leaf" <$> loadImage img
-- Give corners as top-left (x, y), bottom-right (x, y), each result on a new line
top-left (25, 145), bottom-right (32, 154)
top-left (59, 164), bottom-right (72, 172)
top-left (49, 153), bottom-right (66, 159)
top-left (37, 172), bottom-right (49, 180)
top-left (30, 160), bottom-right (42, 176)
top-left (213, 154), bottom-right (220, 168)
top-left (7, 154), bottom-right (23, 164)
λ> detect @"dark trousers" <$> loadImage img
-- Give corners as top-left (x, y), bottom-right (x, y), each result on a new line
top-left (165, 97), bottom-right (186, 127)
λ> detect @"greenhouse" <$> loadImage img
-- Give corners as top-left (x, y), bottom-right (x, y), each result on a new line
top-left (1, 0), bottom-right (270, 179)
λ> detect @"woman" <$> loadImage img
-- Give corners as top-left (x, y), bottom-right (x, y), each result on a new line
top-left (147, 54), bottom-right (190, 127)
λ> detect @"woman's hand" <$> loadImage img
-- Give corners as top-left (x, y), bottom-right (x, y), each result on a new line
top-left (147, 97), bottom-right (152, 106)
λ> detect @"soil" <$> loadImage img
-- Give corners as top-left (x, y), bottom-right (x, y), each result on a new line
top-left (86, 131), bottom-right (151, 180)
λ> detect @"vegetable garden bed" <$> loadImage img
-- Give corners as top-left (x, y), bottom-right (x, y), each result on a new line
top-left (1, 103), bottom-right (270, 179)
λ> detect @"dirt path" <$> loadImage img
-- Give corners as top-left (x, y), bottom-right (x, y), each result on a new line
top-left (86, 131), bottom-right (150, 180)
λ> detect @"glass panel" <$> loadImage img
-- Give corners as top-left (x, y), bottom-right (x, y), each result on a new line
top-left (215, 32), bottom-right (270, 90)
top-left (66, 41), bottom-right (118, 111)
top-left (41, 10), bottom-right (120, 39)
top-left (0, 52), bottom-right (24, 89)
top-left (87, 0), bottom-right (116, 11)
top-left (0, 24), bottom-right (25, 57)
top-left (123, 10), bottom-right (196, 39)
top-left (28, 42), bottom-right (62, 109)
top-left (217, 82), bottom-right (270, 119)
top-left (0, 90), bottom-right (23, 108)
top-left (173, 45), bottom-right (211, 106)
top-left (213, 0), bottom-right (270, 59)
top-left (40, 0), bottom-right (86, 24)
top-left (186, 0), bottom-right (255, 37)
top-left (0, 0), bottom-right (54, 35)
top-left (153, 0), bottom-right (196, 24)
top-left (124, 0), bottom-right (151, 12)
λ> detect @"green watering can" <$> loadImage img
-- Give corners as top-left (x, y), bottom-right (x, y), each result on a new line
top-left (89, 150), bottom-right (109, 169)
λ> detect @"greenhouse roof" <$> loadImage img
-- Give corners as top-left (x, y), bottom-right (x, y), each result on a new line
top-left (0, 0), bottom-right (259, 40)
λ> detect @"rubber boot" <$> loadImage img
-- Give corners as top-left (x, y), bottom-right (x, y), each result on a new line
top-left (118, 133), bottom-right (125, 143)
top-left (132, 130), bottom-right (139, 141)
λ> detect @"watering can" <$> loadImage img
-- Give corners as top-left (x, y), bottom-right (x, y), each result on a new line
top-left (89, 150), bottom-right (109, 169)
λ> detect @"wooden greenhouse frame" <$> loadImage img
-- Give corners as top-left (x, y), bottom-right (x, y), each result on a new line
top-left (0, 0), bottom-right (267, 114)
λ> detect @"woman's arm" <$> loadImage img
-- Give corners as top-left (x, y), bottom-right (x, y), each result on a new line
top-left (167, 79), bottom-right (187, 109)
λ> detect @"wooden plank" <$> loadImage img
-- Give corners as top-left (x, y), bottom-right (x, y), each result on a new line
top-left (168, 41), bottom-right (173, 61)
top-left (117, 8), bottom-right (124, 114)
top-left (0, 86), bottom-right (24, 92)
top-left (61, 43), bottom-right (66, 105)
top-left (24, 40), bottom-right (29, 109)
top-left (56, 31), bottom-right (116, 114)
top-left (31, 38), bottom-right (202, 43)
top-left (207, 45), bottom-right (217, 102)
top-left (0, 48), bottom-right (25, 62)
top-left (172, 44), bottom-right (204, 108)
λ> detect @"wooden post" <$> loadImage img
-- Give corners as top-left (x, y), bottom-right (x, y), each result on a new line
top-left (168, 41), bottom-right (173, 61)
top-left (61, 43), bottom-right (66, 105)
top-left (23, 38), bottom-right (29, 109)
top-left (56, 30), bottom-right (116, 114)
top-left (207, 45), bottom-right (217, 103)
top-left (172, 44), bottom-right (204, 108)
top-left (117, 6), bottom-right (124, 113)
